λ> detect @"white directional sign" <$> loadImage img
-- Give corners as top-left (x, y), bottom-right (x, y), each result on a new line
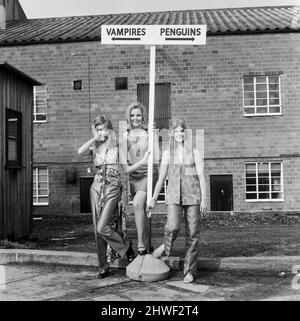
top-left (101, 25), bottom-right (206, 45)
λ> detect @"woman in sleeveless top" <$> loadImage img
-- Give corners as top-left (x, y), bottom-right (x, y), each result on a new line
top-left (78, 115), bottom-right (136, 279)
top-left (120, 102), bottom-right (159, 255)
top-left (148, 118), bottom-right (207, 283)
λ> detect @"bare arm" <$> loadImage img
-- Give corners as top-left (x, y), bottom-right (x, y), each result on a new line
top-left (194, 149), bottom-right (207, 212)
top-left (153, 128), bottom-right (160, 165)
top-left (78, 138), bottom-right (96, 155)
top-left (78, 125), bottom-right (98, 155)
top-left (147, 149), bottom-right (169, 209)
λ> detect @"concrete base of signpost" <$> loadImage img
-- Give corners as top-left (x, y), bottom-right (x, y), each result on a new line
top-left (126, 254), bottom-right (170, 282)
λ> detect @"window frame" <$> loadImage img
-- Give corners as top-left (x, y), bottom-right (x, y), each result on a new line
top-left (245, 161), bottom-right (284, 202)
top-left (157, 178), bottom-right (168, 204)
top-left (33, 167), bottom-right (49, 206)
top-left (5, 108), bottom-right (22, 168)
top-left (33, 85), bottom-right (47, 123)
top-left (242, 75), bottom-right (282, 117)
top-left (127, 177), bottom-right (168, 204)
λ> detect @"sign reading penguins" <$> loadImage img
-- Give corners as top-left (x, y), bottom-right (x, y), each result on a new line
top-left (101, 25), bottom-right (207, 45)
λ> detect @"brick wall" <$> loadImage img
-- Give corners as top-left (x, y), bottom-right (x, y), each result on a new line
top-left (0, 32), bottom-right (299, 214)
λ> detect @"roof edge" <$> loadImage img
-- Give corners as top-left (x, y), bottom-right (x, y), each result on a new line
top-left (23, 5), bottom-right (300, 21)
top-left (0, 28), bottom-right (299, 48)
top-left (0, 61), bottom-right (42, 85)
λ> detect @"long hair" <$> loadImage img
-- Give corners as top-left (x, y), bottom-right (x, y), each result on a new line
top-left (125, 102), bottom-right (148, 131)
top-left (92, 115), bottom-right (116, 149)
top-left (168, 117), bottom-right (192, 156)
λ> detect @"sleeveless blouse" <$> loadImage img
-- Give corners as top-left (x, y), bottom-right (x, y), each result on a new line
top-left (91, 145), bottom-right (118, 167)
top-left (166, 150), bottom-right (201, 205)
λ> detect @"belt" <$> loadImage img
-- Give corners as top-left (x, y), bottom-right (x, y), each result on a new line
top-left (95, 167), bottom-right (119, 175)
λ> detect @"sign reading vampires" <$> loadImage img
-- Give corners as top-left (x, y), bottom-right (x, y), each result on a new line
top-left (101, 25), bottom-right (207, 45)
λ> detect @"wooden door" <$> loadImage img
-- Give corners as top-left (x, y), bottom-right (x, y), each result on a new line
top-left (210, 175), bottom-right (233, 211)
top-left (137, 83), bottom-right (171, 130)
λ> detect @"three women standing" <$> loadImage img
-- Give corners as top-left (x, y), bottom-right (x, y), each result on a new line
top-left (78, 108), bottom-right (206, 283)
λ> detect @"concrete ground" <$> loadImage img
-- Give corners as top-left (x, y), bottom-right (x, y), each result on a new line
top-left (1, 263), bottom-right (299, 301)
top-left (1, 214), bottom-right (300, 302)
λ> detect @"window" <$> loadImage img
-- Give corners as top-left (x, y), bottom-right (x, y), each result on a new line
top-left (0, 5), bottom-right (6, 30)
top-left (73, 80), bottom-right (82, 90)
top-left (127, 178), bottom-right (168, 204)
top-left (243, 75), bottom-right (281, 116)
top-left (245, 162), bottom-right (283, 201)
top-left (33, 167), bottom-right (49, 205)
top-left (33, 85), bottom-right (47, 122)
top-left (6, 108), bottom-right (22, 168)
top-left (157, 178), bottom-right (168, 203)
top-left (115, 77), bottom-right (128, 90)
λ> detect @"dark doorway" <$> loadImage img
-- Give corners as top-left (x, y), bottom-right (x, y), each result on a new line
top-left (210, 175), bottom-right (233, 211)
top-left (80, 176), bottom-right (94, 213)
top-left (137, 83), bottom-right (171, 130)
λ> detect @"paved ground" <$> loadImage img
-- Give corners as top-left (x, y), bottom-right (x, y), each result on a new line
top-left (0, 263), bottom-right (299, 301)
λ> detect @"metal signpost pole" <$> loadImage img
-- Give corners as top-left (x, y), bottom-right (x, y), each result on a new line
top-left (146, 45), bottom-right (156, 252)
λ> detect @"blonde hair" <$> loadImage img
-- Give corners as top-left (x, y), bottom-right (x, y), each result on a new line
top-left (168, 117), bottom-right (192, 155)
top-left (125, 102), bottom-right (148, 131)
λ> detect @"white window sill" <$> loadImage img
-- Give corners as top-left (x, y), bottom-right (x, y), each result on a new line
top-left (245, 199), bottom-right (284, 203)
top-left (33, 120), bottom-right (48, 124)
top-left (243, 112), bottom-right (282, 117)
top-left (33, 203), bottom-right (49, 206)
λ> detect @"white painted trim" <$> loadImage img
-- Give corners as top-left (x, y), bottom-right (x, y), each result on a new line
top-left (242, 75), bottom-right (282, 116)
top-left (245, 199), bottom-right (284, 203)
top-left (33, 167), bottom-right (49, 205)
top-left (33, 85), bottom-right (47, 123)
top-left (244, 161), bottom-right (284, 202)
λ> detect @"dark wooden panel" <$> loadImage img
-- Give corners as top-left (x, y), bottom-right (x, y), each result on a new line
top-left (80, 177), bottom-right (94, 213)
top-left (0, 68), bottom-right (34, 240)
top-left (210, 175), bottom-right (234, 211)
top-left (137, 83), bottom-right (171, 130)
top-left (0, 73), bottom-right (3, 238)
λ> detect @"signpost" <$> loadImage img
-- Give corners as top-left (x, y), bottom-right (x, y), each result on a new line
top-left (101, 24), bottom-right (207, 281)
top-left (101, 25), bottom-right (206, 45)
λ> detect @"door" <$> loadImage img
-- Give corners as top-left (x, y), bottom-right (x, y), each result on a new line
top-left (210, 175), bottom-right (233, 211)
top-left (80, 176), bottom-right (94, 213)
top-left (137, 83), bottom-right (171, 130)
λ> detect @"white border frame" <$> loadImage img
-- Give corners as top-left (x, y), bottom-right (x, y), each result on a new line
top-left (33, 167), bottom-right (49, 206)
top-left (245, 161), bottom-right (284, 202)
top-left (33, 85), bottom-right (47, 123)
top-left (243, 75), bottom-right (282, 117)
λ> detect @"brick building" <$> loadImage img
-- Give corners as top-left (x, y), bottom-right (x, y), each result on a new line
top-left (0, 5), bottom-right (299, 215)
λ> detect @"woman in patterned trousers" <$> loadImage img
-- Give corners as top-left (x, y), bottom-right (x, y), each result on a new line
top-left (148, 118), bottom-right (207, 283)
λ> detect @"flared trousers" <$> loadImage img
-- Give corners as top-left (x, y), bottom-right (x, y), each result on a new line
top-left (164, 204), bottom-right (201, 277)
top-left (90, 169), bottom-right (130, 270)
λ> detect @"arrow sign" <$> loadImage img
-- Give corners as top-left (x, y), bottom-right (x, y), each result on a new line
top-left (101, 25), bottom-right (206, 45)
top-left (165, 37), bottom-right (195, 41)
top-left (112, 37), bottom-right (141, 41)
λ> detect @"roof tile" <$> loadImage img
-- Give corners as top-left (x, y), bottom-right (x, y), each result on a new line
top-left (0, 6), bottom-right (299, 46)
